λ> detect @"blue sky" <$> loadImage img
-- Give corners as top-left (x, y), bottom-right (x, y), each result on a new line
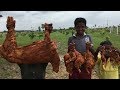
top-left (0, 11), bottom-right (120, 31)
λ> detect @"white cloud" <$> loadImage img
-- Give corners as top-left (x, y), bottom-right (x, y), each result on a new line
top-left (0, 11), bottom-right (120, 31)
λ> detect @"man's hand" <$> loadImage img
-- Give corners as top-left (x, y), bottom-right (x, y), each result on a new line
top-left (71, 57), bottom-right (76, 61)
top-left (65, 57), bottom-right (76, 64)
top-left (6, 16), bottom-right (16, 29)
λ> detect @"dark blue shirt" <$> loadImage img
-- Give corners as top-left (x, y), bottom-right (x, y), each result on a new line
top-left (68, 33), bottom-right (93, 53)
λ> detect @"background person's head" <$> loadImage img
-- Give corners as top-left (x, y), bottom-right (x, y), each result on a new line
top-left (74, 17), bottom-right (87, 36)
top-left (100, 40), bottom-right (112, 58)
top-left (100, 40), bottom-right (112, 46)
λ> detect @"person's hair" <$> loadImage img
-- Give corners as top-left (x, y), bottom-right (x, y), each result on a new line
top-left (74, 17), bottom-right (86, 27)
top-left (100, 40), bottom-right (112, 46)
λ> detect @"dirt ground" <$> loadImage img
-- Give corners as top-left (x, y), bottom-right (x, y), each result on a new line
top-left (0, 55), bottom-right (100, 79)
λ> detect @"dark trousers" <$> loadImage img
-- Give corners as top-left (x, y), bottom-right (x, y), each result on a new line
top-left (18, 63), bottom-right (48, 79)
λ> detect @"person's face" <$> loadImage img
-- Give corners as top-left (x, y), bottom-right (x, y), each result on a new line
top-left (75, 22), bottom-right (86, 35)
top-left (104, 45), bottom-right (111, 58)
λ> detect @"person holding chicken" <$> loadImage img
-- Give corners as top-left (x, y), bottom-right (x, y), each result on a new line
top-left (67, 17), bottom-right (95, 79)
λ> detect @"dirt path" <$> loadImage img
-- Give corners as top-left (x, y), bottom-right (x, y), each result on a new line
top-left (0, 55), bottom-right (99, 79)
